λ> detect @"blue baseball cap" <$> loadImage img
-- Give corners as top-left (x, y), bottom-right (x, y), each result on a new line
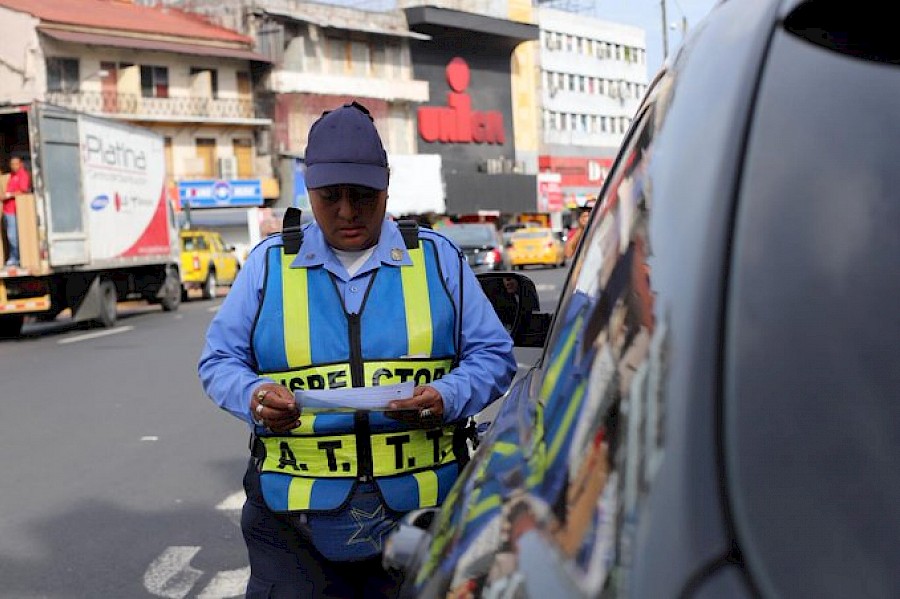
top-left (304, 101), bottom-right (389, 191)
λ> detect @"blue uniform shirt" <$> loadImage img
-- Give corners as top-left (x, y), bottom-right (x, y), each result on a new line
top-left (198, 218), bottom-right (517, 427)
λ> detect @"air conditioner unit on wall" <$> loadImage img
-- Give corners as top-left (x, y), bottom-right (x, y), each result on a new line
top-left (218, 156), bottom-right (238, 180)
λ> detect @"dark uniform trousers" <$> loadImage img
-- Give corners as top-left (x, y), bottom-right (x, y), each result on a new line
top-left (241, 459), bottom-right (404, 598)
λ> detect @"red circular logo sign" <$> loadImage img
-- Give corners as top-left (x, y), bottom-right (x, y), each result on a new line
top-left (446, 57), bottom-right (470, 93)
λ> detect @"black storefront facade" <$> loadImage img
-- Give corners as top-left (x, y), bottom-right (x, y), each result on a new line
top-left (405, 6), bottom-right (539, 216)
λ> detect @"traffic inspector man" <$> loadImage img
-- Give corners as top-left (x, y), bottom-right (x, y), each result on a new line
top-left (198, 101), bottom-right (516, 598)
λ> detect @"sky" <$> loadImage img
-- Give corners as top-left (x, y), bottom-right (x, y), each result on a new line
top-left (590, 0), bottom-right (719, 76)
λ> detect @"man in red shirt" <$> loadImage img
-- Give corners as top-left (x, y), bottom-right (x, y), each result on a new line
top-left (4, 156), bottom-right (30, 266)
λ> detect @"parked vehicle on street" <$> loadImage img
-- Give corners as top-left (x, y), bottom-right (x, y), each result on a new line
top-left (440, 222), bottom-right (507, 272)
top-left (179, 229), bottom-right (240, 300)
top-left (507, 227), bottom-right (565, 269)
top-left (0, 102), bottom-right (181, 337)
top-left (500, 221), bottom-right (538, 245)
top-left (383, 1), bottom-right (900, 597)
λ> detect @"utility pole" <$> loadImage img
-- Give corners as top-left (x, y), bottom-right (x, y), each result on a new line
top-left (661, 0), bottom-right (669, 60)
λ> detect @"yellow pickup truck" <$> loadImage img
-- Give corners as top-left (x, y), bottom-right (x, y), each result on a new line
top-left (179, 230), bottom-right (240, 300)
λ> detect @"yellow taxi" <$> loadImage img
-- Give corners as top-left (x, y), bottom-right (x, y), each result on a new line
top-left (179, 229), bottom-right (240, 300)
top-left (507, 227), bottom-right (566, 269)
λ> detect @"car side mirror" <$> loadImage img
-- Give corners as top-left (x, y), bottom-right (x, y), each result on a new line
top-left (382, 508), bottom-right (438, 574)
top-left (477, 272), bottom-right (551, 348)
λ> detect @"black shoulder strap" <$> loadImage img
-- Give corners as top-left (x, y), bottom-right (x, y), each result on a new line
top-left (397, 219), bottom-right (420, 250)
top-left (282, 207), bottom-right (304, 255)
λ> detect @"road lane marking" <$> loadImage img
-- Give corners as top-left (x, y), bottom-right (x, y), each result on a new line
top-left (216, 491), bottom-right (245, 511)
top-left (142, 491), bottom-right (253, 597)
top-left (143, 546), bottom-right (203, 599)
top-left (207, 305), bottom-right (221, 313)
top-left (536, 284), bottom-right (556, 291)
top-left (196, 567), bottom-right (250, 599)
top-left (57, 326), bottom-right (134, 345)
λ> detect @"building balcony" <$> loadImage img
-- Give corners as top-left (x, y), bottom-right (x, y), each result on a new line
top-left (44, 91), bottom-right (270, 125)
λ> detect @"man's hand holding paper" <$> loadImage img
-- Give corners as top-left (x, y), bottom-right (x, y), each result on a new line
top-left (387, 385), bottom-right (444, 427)
top-left (251, 383), bottom-right (300, 432)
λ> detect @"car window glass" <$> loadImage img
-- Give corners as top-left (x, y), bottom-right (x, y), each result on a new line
top-left (512, 230), bottom-right (550, 241)
top-left (514, 96), bottom-right (659, 594)
top-left (442, 225), bottom-right (497, 245)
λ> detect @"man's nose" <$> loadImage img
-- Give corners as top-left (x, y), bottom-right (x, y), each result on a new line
top-left (335, 191), bottom-right (357, 219)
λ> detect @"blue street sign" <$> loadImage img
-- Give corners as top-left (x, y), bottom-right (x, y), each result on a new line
top-left (178, 179), bottom-right (263, 208)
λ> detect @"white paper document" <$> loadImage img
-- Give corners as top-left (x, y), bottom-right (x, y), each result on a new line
top-left (295, 381), bottom-right (414, 411)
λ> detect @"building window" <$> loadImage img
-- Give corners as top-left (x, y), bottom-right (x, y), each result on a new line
top-left (46, 57), bottom-right (80, 93)
top-left (232, 139), bottom-right (253, 178)
top-left (195, 138), bottom-right (217, 178)
top-left (371, 41), bottom-right (386, 77)
top-left (190, 68), bottom-right (218, 99)
top-left (236, 72), bottom-right (252, 99)
top-left (140, 66), bottom-right (169, 98)
top-left (350, 40), bottom-right (369, 76)
top-left (257, 23), bottom-right (285, 63)
top-left (164, 137), bottom-right (174, 179)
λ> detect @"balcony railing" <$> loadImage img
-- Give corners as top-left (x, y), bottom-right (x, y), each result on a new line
top-left (45, 91), bottom-right (256, 120)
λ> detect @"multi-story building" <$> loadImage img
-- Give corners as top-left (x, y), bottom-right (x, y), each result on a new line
top-left (152, 0), bottom-right (442, 216)
top-left (0, 0), bottom-right (276, 244)
top-left (151, 0), bottom-right (637, 223)
top-left (402, 2), bottom-right (539, 216)
top-left (155, 0), bottom-right (543, 220)
top-left (536, 6), bottom-right (647, 211)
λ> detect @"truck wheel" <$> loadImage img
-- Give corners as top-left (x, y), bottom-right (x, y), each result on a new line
top-left (97, 279), bottom-right (118, 328)
top-left (202, 271), bottom-right (217, 300)
top-left (160, 269), bottom-right (181, 312)
top-left (0, 314), bottom-right (24, 339)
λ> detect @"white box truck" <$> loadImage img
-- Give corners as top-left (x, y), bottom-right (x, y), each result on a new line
top-left (0, 102), bottom-right (181, 337)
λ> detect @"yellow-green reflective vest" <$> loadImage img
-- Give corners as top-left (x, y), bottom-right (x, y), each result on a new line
top-left (251, 237), bottom-right (461, 513)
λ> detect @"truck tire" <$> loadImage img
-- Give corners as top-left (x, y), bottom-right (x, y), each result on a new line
top-left (160, 268), bottom-right (181, 312)
top-left (0, 314), bottom-right (24, 338)
top-left (202, 270), bottom-right (217, 300)
top-left (97, 279), bottom-right (118, 328)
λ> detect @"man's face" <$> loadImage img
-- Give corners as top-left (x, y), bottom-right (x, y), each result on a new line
top-left (578, 210), bottom-right (590, 226)
top-left (10, 158), bottom-right (22, 173)
top-left (309, 184), bottom-right (387, 251)
top-left (503, 277), bottom-right (518, 294)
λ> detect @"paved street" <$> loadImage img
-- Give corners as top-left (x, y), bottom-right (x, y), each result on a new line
top-left (0, 266), bottom-right (567, 599)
